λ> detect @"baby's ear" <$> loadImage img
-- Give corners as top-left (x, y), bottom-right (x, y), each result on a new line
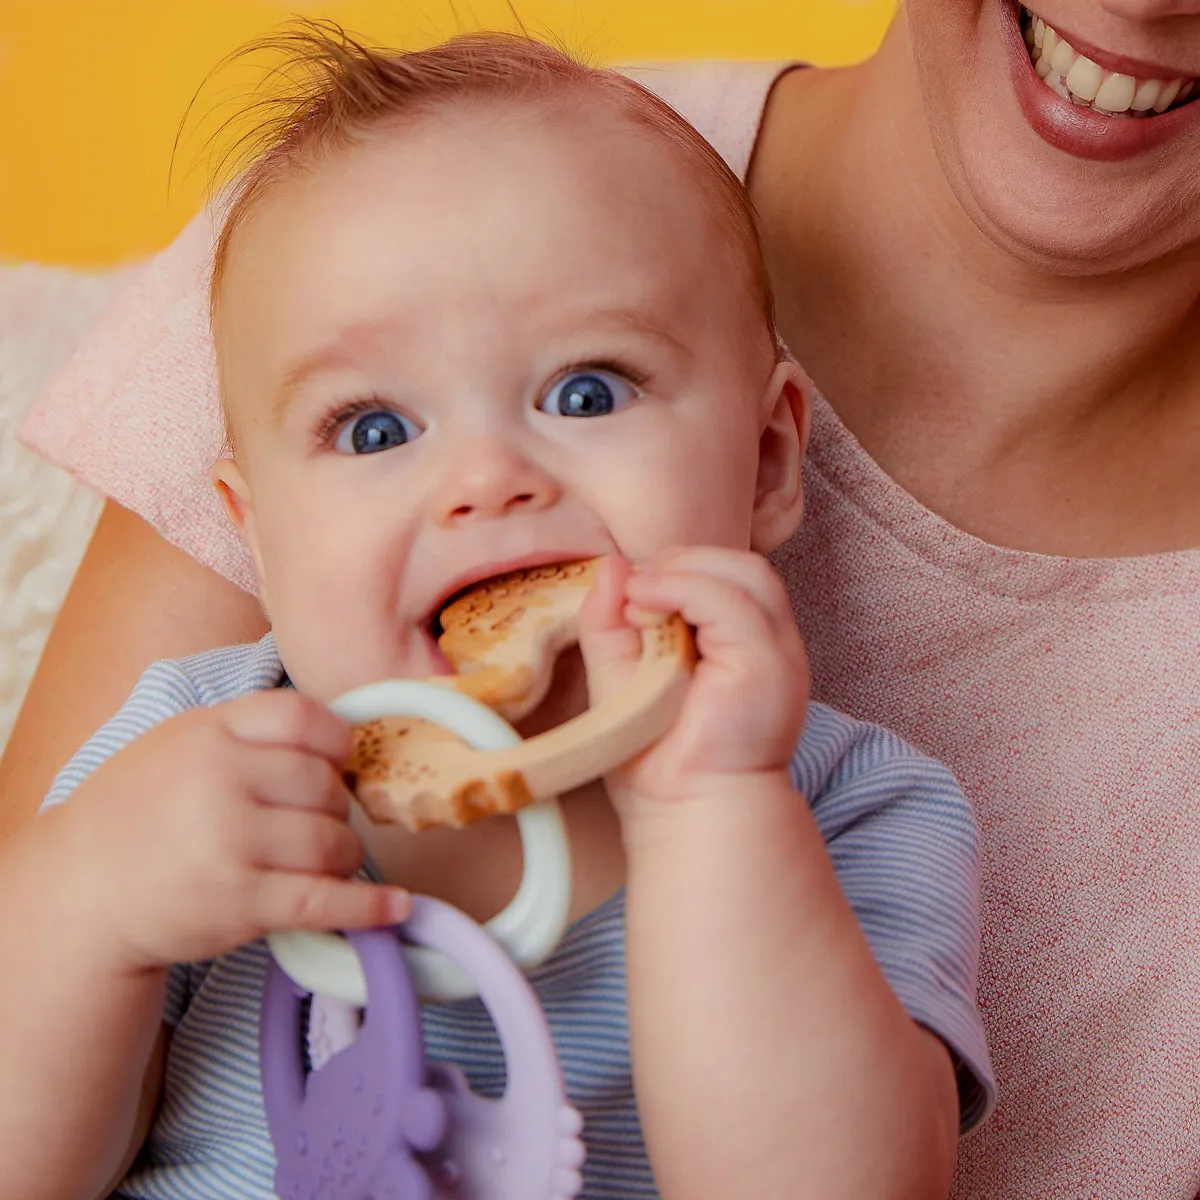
top-left (750, 358), bottom-right (813, 555)
top-left (211, 458), bottom-right (270, 609)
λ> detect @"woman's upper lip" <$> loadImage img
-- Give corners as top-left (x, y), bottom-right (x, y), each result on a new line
top-left (1023, 9), bottom-right (1199, 82)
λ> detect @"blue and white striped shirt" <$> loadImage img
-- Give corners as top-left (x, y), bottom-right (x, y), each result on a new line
top-left (43, 635), bottom-right (994, 1199)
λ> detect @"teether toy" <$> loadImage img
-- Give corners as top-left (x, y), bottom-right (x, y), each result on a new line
top-left (261, 926), bottom-right (446, 1200)
top-left (261, 897), bottom-right (585, 1200)
top-left (349, 559), bottom-right (695, 831)
top-left (260, 558), bottom-right (691, 1193)
top-left (267, 682), bottom-right (571, 1004)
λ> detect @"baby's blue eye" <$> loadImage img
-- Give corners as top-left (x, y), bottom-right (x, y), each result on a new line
top-left (334, 409), bottom-right (421, 455)
top-left (540, 370), bottom-right (637, 418)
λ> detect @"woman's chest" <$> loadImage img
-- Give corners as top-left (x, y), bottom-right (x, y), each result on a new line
top-left (777, 470), bottom-right (1200, 1196)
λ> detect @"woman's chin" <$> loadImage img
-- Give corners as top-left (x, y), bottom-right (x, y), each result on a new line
top-left (955, 144), bottom-right (1194, 272)
top-left (961, 110), bottom-right (1200, 271)
top-left (911, 0), bottom-right (1200, 273)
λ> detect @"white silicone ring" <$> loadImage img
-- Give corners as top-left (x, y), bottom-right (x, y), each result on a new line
top-left (265, 679), bottom-right (572, 1004)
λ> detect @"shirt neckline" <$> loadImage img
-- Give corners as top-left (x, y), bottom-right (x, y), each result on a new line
top-left (801, 390), bottom-right (1200, 605)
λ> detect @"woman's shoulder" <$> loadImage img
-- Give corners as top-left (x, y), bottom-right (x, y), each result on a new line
top-left (618, 60), bottom-right (798, 182)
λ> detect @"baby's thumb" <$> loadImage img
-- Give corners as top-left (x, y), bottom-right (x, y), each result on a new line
top-left (579, 556), bottom-right (643, 704)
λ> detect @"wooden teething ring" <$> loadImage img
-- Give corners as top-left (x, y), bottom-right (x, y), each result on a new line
top-left (348, 559), bottom-right (696, 832)
top-left (266, 559), bottom-right (694, 1004)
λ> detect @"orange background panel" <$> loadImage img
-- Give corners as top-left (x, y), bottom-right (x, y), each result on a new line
top-left (0, 1), bottom-right (894, 265)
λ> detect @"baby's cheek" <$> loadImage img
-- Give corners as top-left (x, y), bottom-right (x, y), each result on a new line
top-left (659, 471), bottom-right (760, 549)
top-left (264, 562), bottom-right (380, 694)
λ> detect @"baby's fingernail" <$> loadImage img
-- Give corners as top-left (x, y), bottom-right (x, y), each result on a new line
top-left (389, 888), bottom-right (413, 921)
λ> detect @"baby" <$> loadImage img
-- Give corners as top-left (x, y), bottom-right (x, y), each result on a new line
top-left (0, 28), bottom-right (993, 1200)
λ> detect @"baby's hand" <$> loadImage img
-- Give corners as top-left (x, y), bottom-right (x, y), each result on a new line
top-left (57, 691), bottom-right (409, 974)
top-left (579, 549), bottom-right (810, 818)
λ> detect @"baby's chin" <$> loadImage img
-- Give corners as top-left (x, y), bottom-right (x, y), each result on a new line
top-left (279, 624), bottom-right (452, 702)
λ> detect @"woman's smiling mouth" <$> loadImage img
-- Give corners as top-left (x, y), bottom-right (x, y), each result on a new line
top-left (1021, 6), bottom-right (1196, 116)
top-left (1003, 3), bottom-right (1200, 161)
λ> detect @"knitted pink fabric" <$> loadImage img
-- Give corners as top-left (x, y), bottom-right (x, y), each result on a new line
top-left (19, 60), bottom-right (1200, 1200)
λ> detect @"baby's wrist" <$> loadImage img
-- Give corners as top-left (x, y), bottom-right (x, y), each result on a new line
top-left (617, 767), bottom-right (801, 854)
top-left (54, 807), bottom-right (168, 978)
top-left (14, 806), bottom-right (166, 986)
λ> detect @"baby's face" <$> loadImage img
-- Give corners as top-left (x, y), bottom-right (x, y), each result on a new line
top-left (214, 101), bottom-right (805, 702)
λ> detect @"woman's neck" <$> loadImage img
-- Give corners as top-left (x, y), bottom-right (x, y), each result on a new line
top-left (749, 27), bottom-right (1200, 557)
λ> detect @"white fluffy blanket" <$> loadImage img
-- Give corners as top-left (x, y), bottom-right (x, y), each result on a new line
top-left (0, 264), bottom-right (124, 756)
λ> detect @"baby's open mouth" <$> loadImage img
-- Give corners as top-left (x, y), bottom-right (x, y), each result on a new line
top-left (428, 584), bottom-right (474, 642)
top-left (1021, 6), bottom-right (1197, 116)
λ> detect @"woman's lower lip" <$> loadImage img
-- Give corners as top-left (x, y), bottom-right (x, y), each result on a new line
top-left (1002, 4), bottom-right (1200, 161)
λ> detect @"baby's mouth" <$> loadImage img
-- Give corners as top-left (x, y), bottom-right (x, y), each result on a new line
top-left (428, 583), bottom-right (473, 643)
top-left (1020, 6), bottom-right (1197, 116)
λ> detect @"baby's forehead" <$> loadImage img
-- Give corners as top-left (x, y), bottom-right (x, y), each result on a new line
top-left (215, 94), bottom-right (771, 341)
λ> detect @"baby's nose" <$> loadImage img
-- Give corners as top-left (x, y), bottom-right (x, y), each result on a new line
top-left (432, 438), bottom-right (561, 525)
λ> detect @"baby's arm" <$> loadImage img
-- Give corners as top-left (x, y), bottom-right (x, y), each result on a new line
top-left (624, 733), bottom-right (981, 1200)
top-left (582, 551), bottom-right (988, 1200)
top-left (0, 501), bottom-right (267, 844)
top-left (0, 659), bottom-right (406, 1199)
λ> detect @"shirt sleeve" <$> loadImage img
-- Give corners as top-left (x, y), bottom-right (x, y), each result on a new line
top-left (793, 703), bottom-right (996, 1133)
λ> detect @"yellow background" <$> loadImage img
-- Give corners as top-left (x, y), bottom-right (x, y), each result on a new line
top-left (0, 1), bottom-right (894, 266)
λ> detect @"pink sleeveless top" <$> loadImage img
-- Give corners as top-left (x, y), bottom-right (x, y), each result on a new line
top-left (19, 60), bottom-right (1200, 1200)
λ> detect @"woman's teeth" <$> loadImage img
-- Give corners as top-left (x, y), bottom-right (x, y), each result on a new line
top-left (1021, 7), bottom-right (1195, 116)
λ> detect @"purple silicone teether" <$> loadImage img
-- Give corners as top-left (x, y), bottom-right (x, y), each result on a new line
top-left (260, 928), bottom-right (447, 1200)
top-left (261, 896), bottom-right (584, 1200)
top-left (402, 897), bottom-right (585, 1200)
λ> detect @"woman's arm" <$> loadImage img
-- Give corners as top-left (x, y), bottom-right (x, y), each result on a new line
top-left (0, 500), bottom-right (267, 841)
top-left (0, 803), bottom-right (171, 1199)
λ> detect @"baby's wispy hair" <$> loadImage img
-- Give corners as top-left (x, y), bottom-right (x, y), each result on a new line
top-left (200, 21), bottom-right (775, 334)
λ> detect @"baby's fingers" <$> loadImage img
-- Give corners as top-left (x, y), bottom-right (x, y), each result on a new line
top-left (238, 746), bottom-right (354, 820)
top-left (221, 690), bottom-right (353, 764)
top-left (579, 555), bottom-right (644, 702)
top-left (254, 873), bottom-right (411, 934)
top-left (249, 808), bottom-right (365, 878)
top-left (637, 547), bottom-right (794, 633)
top-left (625, 567), bottom-right (781, 663)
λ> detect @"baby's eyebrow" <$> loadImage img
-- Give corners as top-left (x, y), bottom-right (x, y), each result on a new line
top-left (271, 318), bottom-right (395, 423)
top-left (576, 305), bottom-right (695, 362)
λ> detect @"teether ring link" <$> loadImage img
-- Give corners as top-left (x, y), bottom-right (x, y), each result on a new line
top-left (404, 897), bottom-right (585, 1200)
top-left (267, 682), bottom-right (571, 1004)
top-left (351, 559), bottom-right (696, 831)
top-left (260, 898), bottom-right (585, 1200)
top-left (261, 927), bottom-right (447, 1200)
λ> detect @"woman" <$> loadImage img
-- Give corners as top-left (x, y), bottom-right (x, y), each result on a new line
top-left (5, 1), bottom-right (1199, 1196)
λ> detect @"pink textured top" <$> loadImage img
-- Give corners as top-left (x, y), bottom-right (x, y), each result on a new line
top-left (19, 60), bottom-right (1200, 1200)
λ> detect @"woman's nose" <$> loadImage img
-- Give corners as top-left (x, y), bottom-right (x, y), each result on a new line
top-left (432, 437), bottom-right (561, 526)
